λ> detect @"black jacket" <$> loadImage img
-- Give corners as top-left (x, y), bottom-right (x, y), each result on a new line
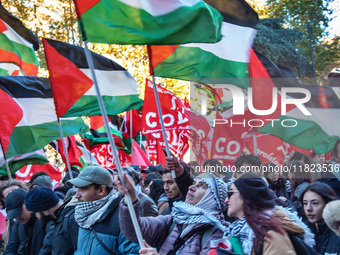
top-left (310, 221), bottom-right (340, 255)
top-left (4, 216), bottom-right (46, 255)
top-left (39, 202), bottom-right (78, 255)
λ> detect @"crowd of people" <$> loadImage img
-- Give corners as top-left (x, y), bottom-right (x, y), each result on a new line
top-left (0, 140), bottom-right (339, 255)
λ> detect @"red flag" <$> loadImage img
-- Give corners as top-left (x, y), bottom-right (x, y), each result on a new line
top-left (57, 136), bottom-right (83, 168)
top-left (142, 79), bottom-right (189, 134)
top-left (123, 109), bottom-right (143, 139)
top-left (15, 163), bottom-right (62, 184)
top-left (132, 140), bottom-right (151, 169)
top-left (0, 89), bottom-right (23, 154)
top-left (245, 133), bottom-right (310, 165)
top-left (156, 139), bottom-right (166, 166)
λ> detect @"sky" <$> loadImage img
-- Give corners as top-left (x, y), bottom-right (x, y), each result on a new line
top-left (327, 1), bottom-right (340, 37)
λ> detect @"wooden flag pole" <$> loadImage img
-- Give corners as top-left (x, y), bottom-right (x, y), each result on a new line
top-left (84, 41), bottom-right (144, 248)
top-left (57, 119), bottom-right (74, 179)
top-left (151, 75), bottom-right (176, 179)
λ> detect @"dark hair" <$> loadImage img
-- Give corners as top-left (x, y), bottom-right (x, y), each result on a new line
top-left (29, 171), bottom-right (49, 184)
top-left (143, 173), bottom-right (161, 187)
top-left (149, 179), bottom-right (165, 203)
top-left (332, 139), bottom-right (340, 161)
top-left (203, 158), bottom-right (223, 168)
top-left (242, 192), bottom-right (286, 252)
top-left (93, 183), bottom-right (113, 194)
top-left (288, 160), bottom-right (310, 192)
top-left (300, 182), bottom-right (337, 205)
top-left (122, 167), bottom-right (141, 185)
top-left (234, 154), bottom-right (262, 169)
top-left (289, 152), bottom-right (311, 165)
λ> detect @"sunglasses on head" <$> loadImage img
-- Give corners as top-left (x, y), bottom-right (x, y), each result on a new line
top-left (227, 190), bottom-right (239, 198)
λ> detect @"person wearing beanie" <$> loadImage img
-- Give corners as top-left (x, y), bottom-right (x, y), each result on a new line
top-left (225, 173), bottom-right (315, 255)
top-left (24, 187), bottom-right (78, 255)
top-left (116, 171), bottom-right (228, 255)
top-left (66, 166), bottom-right (140, 255)
top-left (4, 189), bottom-right (47, 255)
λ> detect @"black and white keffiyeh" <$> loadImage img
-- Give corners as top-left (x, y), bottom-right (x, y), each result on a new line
top-left (75, 190), bottom-right (118, 229)
top-left (224, 218), bottom-right (255, 255)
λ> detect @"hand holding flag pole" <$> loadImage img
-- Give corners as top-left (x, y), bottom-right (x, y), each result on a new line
top-left (151, 76), bottom-right (176, 179)
top-left (83, 41), bottom-right (144, 248)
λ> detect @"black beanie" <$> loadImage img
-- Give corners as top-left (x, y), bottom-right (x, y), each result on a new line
top-left (24, 187), bottom-right (60, 212)
top-left (234, 173), bottom-right (275, 208)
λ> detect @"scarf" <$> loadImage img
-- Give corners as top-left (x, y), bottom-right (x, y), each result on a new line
top-left (75, 190), bottom-right (118, 229)
top-left (224, 218), bottom-right (255, 255)
top-left (172, 201), bottom-right (227, 237)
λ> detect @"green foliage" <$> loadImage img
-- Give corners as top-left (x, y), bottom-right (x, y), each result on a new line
top-left (265, 0), bottom-right (338, 79)
top-left (253, 18), bottom-right (312, 77)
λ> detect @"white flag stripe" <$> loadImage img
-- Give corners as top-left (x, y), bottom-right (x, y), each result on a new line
top-left (119, 0), bottom-right (201, 16)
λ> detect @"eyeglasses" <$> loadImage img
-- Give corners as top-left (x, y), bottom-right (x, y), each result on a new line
top-left (227, 190), bottom-right (239, 198)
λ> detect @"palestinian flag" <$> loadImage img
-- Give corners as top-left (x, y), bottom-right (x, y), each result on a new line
top-left (0, 4), bottom-right (39, 76)
top-left (249, 50), bottom-right (340, 154)
top-left (0, 76), bottom-right (89, 159)
top-left (148, 0), bottom-right (258, 88)
top-left (73, 0), bottom-right (223, 45)
top-left (43, 38), bottom-right (143, 117)
top-left (0, 149), bottom-right (48, 175)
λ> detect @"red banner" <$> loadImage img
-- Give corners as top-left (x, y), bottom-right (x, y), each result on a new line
top-left (142, 79), bottom-right (190, 134)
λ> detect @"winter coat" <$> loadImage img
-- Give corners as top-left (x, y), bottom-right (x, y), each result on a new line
top-left (138, 193), bottom-right (158, 217)
top-left (75, 195), bottom-right (140, 255)
top-left (251, 208), bottom-right (306, 255)
top-left (4, 216), bottom-right (46, 255)
top-left (38, 198), bottom-right (78, 255)
top-left (120, 199), bottom-right (224, 255)
top-left (309, 222), bottom-right (340, 255)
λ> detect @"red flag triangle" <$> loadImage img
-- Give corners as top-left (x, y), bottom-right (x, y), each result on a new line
top-left (0, 89), bottom-right (23, 154)
top-left (43, 38), bottom-right (93, 117)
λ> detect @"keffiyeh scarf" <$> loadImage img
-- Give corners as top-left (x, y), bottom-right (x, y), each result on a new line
top-left (224, 218), bottom-right (255, 255)
top-left (172, 201), bottom-right (227, 237)
top-left (75, 190), bottom-right (118, 229)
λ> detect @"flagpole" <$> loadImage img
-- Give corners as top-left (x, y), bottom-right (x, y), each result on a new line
top-left (83, 41), bottom-right (144, 248)
top-left (0, 142), bottom-right (13, 180)
top-left (130, 110), bottom-right (133, 161)
top-left (57, 119), bottom-right (74, 179)
top-left (151, 75), bottom-right (176, 179)
top-left (252, 131), bottom-right (258, 156)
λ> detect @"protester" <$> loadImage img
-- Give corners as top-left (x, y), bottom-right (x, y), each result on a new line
top-left (264, 162), bottom-right (290, 201)
top-left (160, 169), bottom-right (183, 215)
top-left (67, 166), bottom-right (140, 254)
top-left (330, 140), bottom-right (340, 180)
top-left (301, 182), bottom-right (340, 254)
top-left (233, 154), bottom-right (263, 179)
top-left (122, 167), bottom-right (158, 217)
top-left (31, 175), bottom-right (53, 189)
top-left (4, 189), bottom-right (47, 255)
top-left (24, 187), bottom-right (78, 255)
top-left (117, 172), bottom-right (228, 255)
top-left (225, 173), bottom-right (315, 255)
top-left (148, 179), bottom-right (169, 215)
top-left (142, 173), bottom-right (162, 195)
